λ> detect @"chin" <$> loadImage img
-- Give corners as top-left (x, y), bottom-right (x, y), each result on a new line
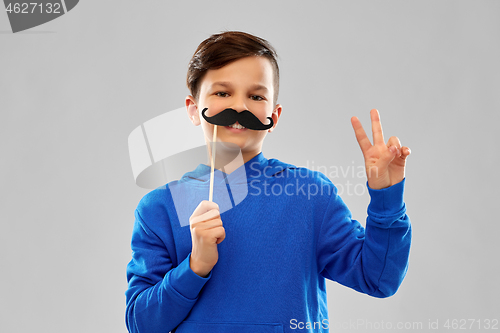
top-left (217, 140), bottom-right (242, 151)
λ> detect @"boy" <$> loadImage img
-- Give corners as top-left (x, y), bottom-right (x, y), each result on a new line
top-left (125, 31), bottom-right (411, 333)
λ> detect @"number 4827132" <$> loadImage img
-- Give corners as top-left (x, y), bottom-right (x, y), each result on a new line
top-left (5, 2), bottom-right (62, 14)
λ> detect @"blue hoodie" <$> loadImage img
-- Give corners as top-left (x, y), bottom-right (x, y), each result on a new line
top-left (125, 152), bottom-right (411, 333)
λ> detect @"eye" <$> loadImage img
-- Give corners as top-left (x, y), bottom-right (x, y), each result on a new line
top-left (251, 95), bottom-right (264, 101)
top-left (215, 91), bottom-right (229, 97)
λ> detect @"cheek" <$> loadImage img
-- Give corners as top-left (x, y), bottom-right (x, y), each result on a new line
top-left (198, 115), bottom-right (214, 135)
top-left (249, 104), bottom-right (272, 120)
top-left (203, 99), bottom-right (228, 113)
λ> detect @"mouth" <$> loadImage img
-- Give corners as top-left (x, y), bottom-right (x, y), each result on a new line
top-left (224, 122), bottom-right (247, 132)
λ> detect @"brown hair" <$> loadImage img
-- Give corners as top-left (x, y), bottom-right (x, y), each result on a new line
top-left (187, 31), bottom-right (280, 106)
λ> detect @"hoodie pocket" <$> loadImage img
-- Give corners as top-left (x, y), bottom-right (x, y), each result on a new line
top-left (174, 321), bottom-right (284, 333)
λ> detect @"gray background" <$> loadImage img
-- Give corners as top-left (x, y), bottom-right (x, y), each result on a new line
top-left (1, 1), bottom-right (499, 332)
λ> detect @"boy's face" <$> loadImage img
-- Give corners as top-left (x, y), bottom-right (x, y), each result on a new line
top-left (186, 56), bottom-right (282, 162)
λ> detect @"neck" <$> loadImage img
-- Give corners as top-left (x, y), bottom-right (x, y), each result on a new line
top-left (205, 144), bottom-right (260, 175)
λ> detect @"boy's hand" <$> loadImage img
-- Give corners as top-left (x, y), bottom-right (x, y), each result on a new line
top-left (351, 109), bottom-right (411, 190)
top-left (189, 200), bottom-right (226, 277)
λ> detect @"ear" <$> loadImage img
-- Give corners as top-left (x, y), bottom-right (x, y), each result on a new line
top-left (185, 95), bottom-right (200, 126)
top-left (268, 104), bottom-right (282, 133)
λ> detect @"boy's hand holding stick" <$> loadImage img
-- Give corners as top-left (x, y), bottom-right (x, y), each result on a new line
top-left (189, 125), bottom-right (225, 277)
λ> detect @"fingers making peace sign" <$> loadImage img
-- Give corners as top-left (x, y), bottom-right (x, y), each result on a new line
top-left (351, 109), bottom-right (411, 190)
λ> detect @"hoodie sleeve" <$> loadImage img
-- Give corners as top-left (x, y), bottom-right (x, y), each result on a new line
top-left (125, 209), bottom-right (211, 333)
top-left (316, 178), bottom-right (411, 298)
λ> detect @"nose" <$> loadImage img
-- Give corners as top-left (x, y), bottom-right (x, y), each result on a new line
top-left (229, 94), bottom-right (248, 113)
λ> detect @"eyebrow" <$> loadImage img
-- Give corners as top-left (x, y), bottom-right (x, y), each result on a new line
top-left (211, 81), bottom-right (269, 93)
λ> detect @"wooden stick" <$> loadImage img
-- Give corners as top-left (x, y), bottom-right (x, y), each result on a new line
top-left (208, 125), bottom-right (217, 202)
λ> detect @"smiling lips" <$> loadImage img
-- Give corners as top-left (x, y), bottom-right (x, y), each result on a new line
top-left (227, 122), bottom-right (246, 130)
top-left (225, 123), bottom-right (247, 133)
